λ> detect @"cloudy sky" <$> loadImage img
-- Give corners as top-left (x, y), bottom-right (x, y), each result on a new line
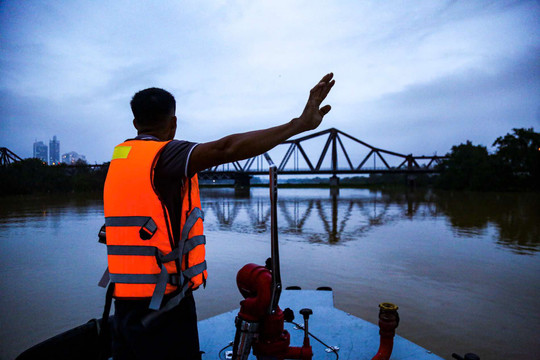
top-left (1, 0), bottom-right (539, 164)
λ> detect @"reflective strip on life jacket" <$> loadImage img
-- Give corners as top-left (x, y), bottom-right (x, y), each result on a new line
top-left (106, 234), bottom-right (206, 257)
top-left (105, 216), bottom-right (158, 240)
top-left (111, 145), bottom-right (132, 160)
top-left (100, 209), bottom-right (207, 310)
top-left (102, 232), bottom-right (207, 310)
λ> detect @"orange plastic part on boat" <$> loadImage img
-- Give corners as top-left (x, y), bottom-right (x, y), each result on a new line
top-left (371, 303), bottom-right (400, 360)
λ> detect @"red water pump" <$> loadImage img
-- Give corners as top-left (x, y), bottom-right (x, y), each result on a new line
top-left (233, 263), bottom-right (313, 360)
top-left (231, 159), bottom-right (313, 360)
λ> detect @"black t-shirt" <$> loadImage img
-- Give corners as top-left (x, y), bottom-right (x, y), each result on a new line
top-left (133, 135), bottom-right (197, 244)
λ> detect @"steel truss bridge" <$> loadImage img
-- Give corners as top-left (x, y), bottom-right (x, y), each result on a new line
top-left (1, 128), bottom-right (446, 182)
top-left (199, 128), bottom-right (446, 183)
top-left (0, 147), bottom-right (23, 166)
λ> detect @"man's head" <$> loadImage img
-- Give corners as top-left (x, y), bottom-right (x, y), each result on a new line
top-left (130, 87), bottom-right (176, 140)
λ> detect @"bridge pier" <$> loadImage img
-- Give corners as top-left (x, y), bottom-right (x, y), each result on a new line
top-left (407, 174), bottom-right (416, 190)
top-left (330, 175), bottom-right (340, 196)
top-left (234, 173), bottom-right (251, 197)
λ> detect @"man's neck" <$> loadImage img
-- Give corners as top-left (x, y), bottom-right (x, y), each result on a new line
top-left (137, 131), bottom-right (170, 141)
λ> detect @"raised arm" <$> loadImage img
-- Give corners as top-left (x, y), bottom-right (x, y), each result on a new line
top-left (188, 73), bottom-right (335, 176)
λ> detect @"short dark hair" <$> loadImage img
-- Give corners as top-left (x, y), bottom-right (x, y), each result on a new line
top-left (130, 88), bottom-right (176, 130)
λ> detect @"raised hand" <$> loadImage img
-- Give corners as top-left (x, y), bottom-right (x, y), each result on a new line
top-left (189, 73), bottom-right (335, 175)
top-left (295, 73), bottom-right (335, 132)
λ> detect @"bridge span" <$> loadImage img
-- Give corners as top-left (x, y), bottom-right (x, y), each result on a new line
top-left (199, 128), bottom-right (446, 187)
top-left (2, 128), bottom-right (446, 188)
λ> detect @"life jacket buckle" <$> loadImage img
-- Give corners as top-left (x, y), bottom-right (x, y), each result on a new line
top-left (169, 274), bottom-right (181, 286)
top-left (139, 217), bottom-right (157, 240)
top-left (98, 224), bottom-right (107, 244)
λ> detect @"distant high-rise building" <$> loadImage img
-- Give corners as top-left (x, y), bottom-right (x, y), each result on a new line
top-left (33, 141), bottom-right (48, 164)
top-left (61, 151), bottom-right (87, 165)
top-left (49, 135), bottom-right (60, 165)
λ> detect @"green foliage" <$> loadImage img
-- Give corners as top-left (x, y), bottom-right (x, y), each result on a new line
top-left (0, 159), bottom-right (109, 196)
top-left (492, 128), bottom-right (540, 189)
top-left (436, 141), bottom-right (499, 190)
top-left (437, 128), bottom-right (539, 191)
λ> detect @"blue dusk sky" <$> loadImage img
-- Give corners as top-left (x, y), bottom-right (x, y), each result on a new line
top-left (1, 0), bottom-right (539, 164)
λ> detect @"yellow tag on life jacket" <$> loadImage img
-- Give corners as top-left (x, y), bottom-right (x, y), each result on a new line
top-left (112, 146), bottom-right (132, 160)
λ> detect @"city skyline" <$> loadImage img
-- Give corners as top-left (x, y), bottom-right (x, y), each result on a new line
top-left (32, 136), bottom-right (87, 165)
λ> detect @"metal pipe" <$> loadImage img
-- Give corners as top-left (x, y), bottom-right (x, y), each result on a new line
top-left (232, 317), bottom-right (259, 360)
top-left (268, 164), bottom-right (282, 314)
top-left (371, 303), bottom-right (399, 360)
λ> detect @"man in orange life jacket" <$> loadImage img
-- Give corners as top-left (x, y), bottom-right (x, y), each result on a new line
top-left (102, 73), bottom-right (335, 359)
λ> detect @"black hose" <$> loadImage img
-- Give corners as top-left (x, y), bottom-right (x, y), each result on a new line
top-left (289, 321), bottom-right (339, 360)
top-left (218, 342), bottom-right (233, 360)
top-left (219, 324), bottom-right (339, 360)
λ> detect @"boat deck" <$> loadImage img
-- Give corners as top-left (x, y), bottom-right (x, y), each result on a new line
top-left (198, 289), bottom-right (444, 359)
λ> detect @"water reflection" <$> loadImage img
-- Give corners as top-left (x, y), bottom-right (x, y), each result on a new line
top-left (203, 194), bottom-right (395, 244)
top-left (200, 188), bottom-right (540, 254)
top-left (203, 188), bottom-right (449, 244)
top-left (1, 189), bottom-right (536, 255)
top-left (0, 193), bottom-right (103, 227)
top-left (434, 191), bottom-right (540, 255)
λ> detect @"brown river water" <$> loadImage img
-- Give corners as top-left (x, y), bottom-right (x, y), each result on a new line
top-left (0, 188), bottom-right (538, 359)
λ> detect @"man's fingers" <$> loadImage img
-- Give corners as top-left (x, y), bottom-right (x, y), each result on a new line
top-left (319, 72), bottom-right (334, 84)
top-left (320, 104), bottom-right (331, 116)
top-left (312, 79), bottom-right (335, 104)
top-left (311, 73), bottom-right (334, 94)
top-left (321, 79), bottom-right (335, 101)
top-left (310, 80), bottom-right (334, 102)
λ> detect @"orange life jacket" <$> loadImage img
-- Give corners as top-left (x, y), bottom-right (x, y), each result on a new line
top-left (99, 139), bottom-right (207, 311)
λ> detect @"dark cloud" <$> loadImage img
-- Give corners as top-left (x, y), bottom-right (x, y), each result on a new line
top-left (352, 48), bottom-right (540, 156)
top-left (0, 89), bottom-right (133, 162)
top-left (1, 1), bottom-right (539, 163)
top-left (0, 91), bottom-right (64, 158)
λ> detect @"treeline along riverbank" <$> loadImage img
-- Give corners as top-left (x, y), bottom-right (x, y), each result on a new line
top-left (0, 159), bottom-right (109, 196)
top-left (436, 128), bottom-right (539, 191)
top-left (1, 128), bottom-right (538, 195)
